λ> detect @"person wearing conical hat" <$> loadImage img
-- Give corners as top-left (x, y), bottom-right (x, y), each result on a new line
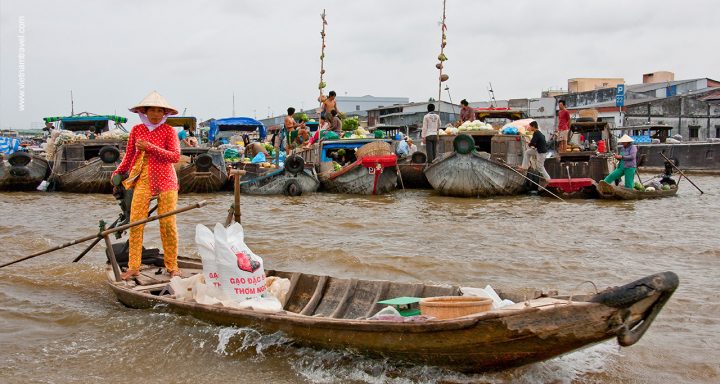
top-left (111, 91), bottom-right (182, 280)
top-left (602, 134), bottom-right (637, 189)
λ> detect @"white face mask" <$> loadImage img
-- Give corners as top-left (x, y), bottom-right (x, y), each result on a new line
top-left (138, 112), bottom-right (169, 131)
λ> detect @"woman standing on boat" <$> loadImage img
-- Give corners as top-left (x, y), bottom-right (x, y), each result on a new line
top-left (111, 91), bottom-right (181, 280)
top-left (603, 134), bottom-right (637, 189)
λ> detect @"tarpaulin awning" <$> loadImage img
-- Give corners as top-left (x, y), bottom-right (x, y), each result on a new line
top-left (43, 115), bottom-right (128, 123)
top-left (209, 117), bottom-right (266, 141)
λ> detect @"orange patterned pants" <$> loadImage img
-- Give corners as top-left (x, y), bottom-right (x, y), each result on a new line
top-left (127, 164), bottom-right (179, 272)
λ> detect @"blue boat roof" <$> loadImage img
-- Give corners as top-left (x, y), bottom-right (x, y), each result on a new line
top-left (209, 117), bottom-right (266, 141)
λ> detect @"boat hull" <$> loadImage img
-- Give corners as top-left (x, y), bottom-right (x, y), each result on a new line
top-left (240, 168), bottom-right (319, 195)
top-left (108, 265), bottom-right (678, 373)
top-left (320, 163), bottom-right (397, 195)
top-left (397, 159), bottom-right (430, 189)
top-left (424, 152), bottom-right (527, 197)
top-left (177, 164), bottom-right (227, 194)
top-left (597, 180), bottom-right (678, 200)
top-left (51, 158), bottom-right (118, 193)
top-left (0, 155), bottom-right (49, 191)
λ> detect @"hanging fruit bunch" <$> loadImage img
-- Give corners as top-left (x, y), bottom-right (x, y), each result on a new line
top-left (318, 10), bottom-right (328, 95)
top-left (437, 1), bottom-right (449, 85)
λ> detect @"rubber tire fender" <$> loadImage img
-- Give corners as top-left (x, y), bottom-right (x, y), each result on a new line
top-left (8, 151), bottom-right (32, 166)
top-left (9, 165), bottom-right (29, 177)
top-left (453, 134), bottom-right (475, 155)
top-left (283, 179), bottom-right (302, 196)
top-left (285, 154), bottom-right (305, 175)
top-left (410, 151), bottom-right (427, 164)
top-left (194, 153), bottom-right (213, 171)
top-left (98, 146), bottom-right (120, 163)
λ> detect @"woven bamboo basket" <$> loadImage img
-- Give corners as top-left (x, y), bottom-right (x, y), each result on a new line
top-left (419, 296), bottom-right (493, 320)
top-left (355, 141), bottom-right (392, 159)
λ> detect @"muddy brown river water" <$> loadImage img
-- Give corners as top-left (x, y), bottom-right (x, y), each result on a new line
top-left (1, 175), bottom-right (719, 383)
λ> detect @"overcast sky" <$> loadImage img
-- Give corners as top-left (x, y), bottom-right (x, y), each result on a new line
top-left (1, 0), bottom-right (718, 129)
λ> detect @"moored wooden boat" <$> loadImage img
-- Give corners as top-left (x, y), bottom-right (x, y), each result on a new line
top-left (320, 157), bottom-right (397, 195)
top-left (298, 138), bottom-right (398, 195)
top-left (0, 152), bottom-right (50, 191)
top-left (424, 143), bottom-right (527, 197)
top-left (107, 259), bottom-right (678, 373)
top-left (597, 180), bottom-right (678, 200)
top-left (45, 114), bottom-right (128, 193)
top-left (49, 140), bottom-right (125, 193)
top-left (240, 156), bottom-right (319, 196)
top-left (176, 148), bottom-right (227, 194)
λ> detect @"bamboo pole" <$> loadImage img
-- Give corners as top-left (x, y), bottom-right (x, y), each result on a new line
top-left (0, 201), bottom-right (207, 269)
top-left (437, 0), bottom-right (448, 112)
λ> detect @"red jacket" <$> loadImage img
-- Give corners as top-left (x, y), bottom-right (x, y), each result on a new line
top-left (113, 123), bottom-right (180, 194)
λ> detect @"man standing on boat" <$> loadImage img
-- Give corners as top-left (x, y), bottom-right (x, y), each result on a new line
top-left (319, 91), bottom-right (339, 120)
top-left (520, 121), bottom-right (551, 182)
top-left (557, 100), bottom-right (570, 153)
top-left (111, 91), bottom-right (181, 281)
top-left (422, 103), bottom-right (441, 162)
top-left (603, 134), bottom-right (637, 189)
top-left (459, 99), bottom-right (474, 124)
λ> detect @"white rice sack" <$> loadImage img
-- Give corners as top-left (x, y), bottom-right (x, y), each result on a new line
top-left (213, 223), bottom-right (267, 303)
top-left (195, 224), bottom-right (221, 290)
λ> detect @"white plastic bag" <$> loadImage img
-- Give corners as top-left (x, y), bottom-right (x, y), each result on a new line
top-left (460, 285), bottom-right (514, 309)
top-left (266, 276), bottom-right (291, 304)
top-left (195, 224), bottom-right (221, 290)
top-left (36, 180), bottom-right (49, 191)
top-left (214, 223), bottom-right (267, 302)
top-left (170, 273), bottom-right (205, 301)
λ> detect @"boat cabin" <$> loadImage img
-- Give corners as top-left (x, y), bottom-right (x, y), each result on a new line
top-left (437, 109), bottom-right (529, 165)
top-left (208, 117), bottom-right (266, 146)
top-left (545, 121), bottom-right (616, 180)
top-left (613, 125), bottom-right (673, 144)
top-left (45, 114), bottom-right (127, 136)
top-left (45, 115), bottom-right (128, 172)
top-left (167, 116), bottom-right (198, 144)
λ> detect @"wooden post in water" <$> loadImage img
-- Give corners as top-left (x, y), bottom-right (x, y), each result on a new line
top-left (226, 169), bottom-right (246, 226)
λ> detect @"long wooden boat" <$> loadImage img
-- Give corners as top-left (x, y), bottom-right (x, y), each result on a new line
top-left (107, 258), bottom-right (678, 373)
top-left (615, 124), bottom-right (720, 174)
top-left (424, 151), bottom-right (527, 197)
top-left (177, 148), bottom-right (227, 194)
top-left (49, 140), bottom-right (125, 193)
top-left (0, 152), bottom-right (50, 191)
top-left (597, 180), bottom-right (678, 200)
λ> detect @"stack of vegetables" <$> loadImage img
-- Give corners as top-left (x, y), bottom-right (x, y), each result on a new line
top-left (458, 120), bottom-right (493, 132)
top-left (340, 117), bottom-right (371, 139)
top-left (99, 129), bottom-right (130, 141)
top-left (223, 148), bottom-right (243, 164)
top-left (54, 130), bottom-right (87, 148)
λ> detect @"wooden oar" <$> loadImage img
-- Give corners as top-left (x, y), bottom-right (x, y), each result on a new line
top-left (497, 159), bottom-right (565, 202)
top-left (660, 152), bottom-right (703, 194)
top-left (0, 201), bottom-right (207, 269)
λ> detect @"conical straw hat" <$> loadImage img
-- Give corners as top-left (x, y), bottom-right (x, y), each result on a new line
top-left (618, 134), bottom-right (634, 143)
top-left (129, 91), bottom-right (178, 115)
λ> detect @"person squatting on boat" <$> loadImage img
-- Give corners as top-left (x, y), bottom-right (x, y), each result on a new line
top-left (603, 134), bottom-right (637, 189)
top-left (111, 91), bottom-right (182, 280)
top-left (520, 121), bottom-right (551, 181)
